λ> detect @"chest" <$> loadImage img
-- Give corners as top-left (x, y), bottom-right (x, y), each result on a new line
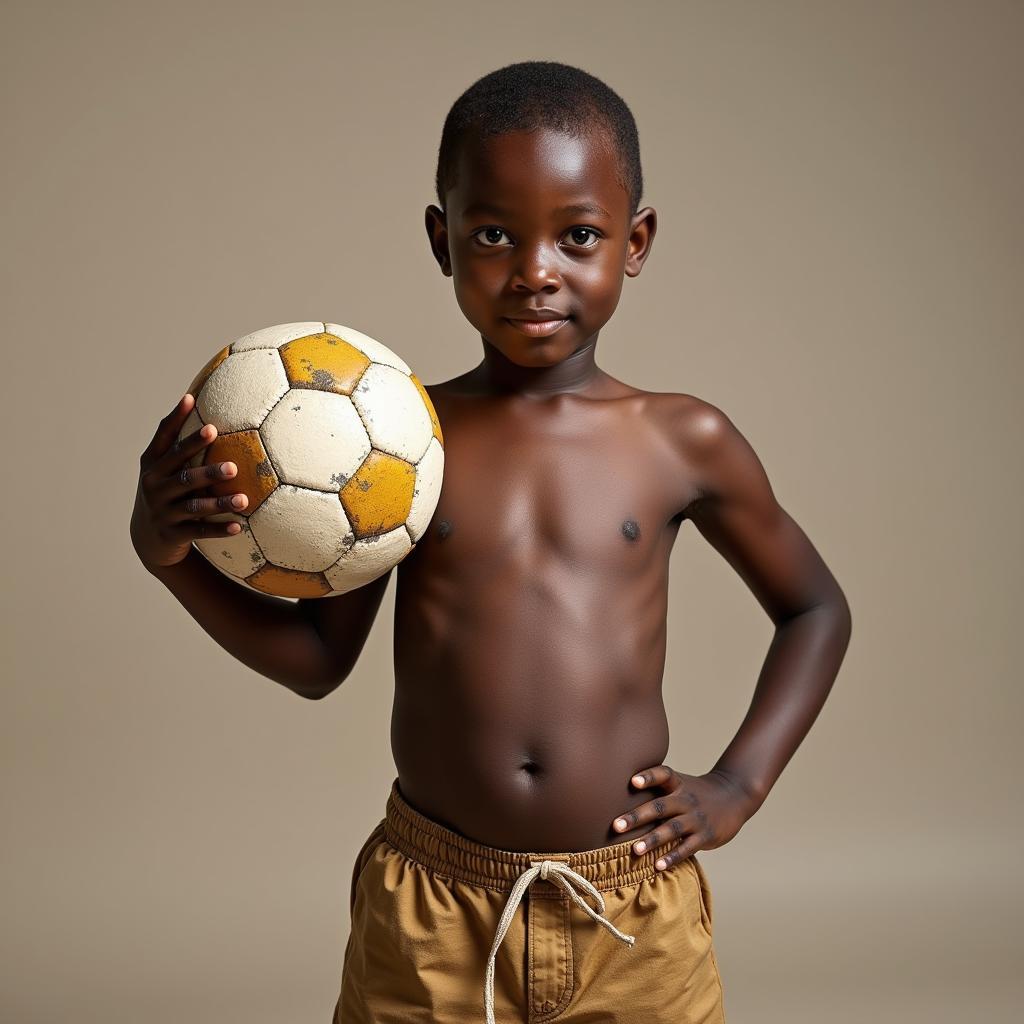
top-left (409, 398), bottom-right (691, 573)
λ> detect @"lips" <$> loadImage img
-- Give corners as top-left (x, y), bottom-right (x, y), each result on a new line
top-left (506, 308), bottom-right (570, 322)
top-left (503, 315), bottom-right (571, 337)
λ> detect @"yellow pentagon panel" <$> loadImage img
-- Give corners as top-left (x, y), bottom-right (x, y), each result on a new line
top-left (410, 373), bottom-right (444, 447)
top-left (279, 332), bottom-right (371, 396)
top-left (324, 322), bottom-right (412, 374)
top-left (204, 430), bottom-right (278, 514)
top-left (340, 449), bottom-right (416, 537)
top-left (187, 345), bottom-right (230, 401)
top-left (245, 564), bottom-right (333, 598)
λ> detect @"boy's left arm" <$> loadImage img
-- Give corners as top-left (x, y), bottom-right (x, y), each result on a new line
top-left (612, 400), bottom-right (853, 869)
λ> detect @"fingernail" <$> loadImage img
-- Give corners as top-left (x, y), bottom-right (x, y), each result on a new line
top-left (635, 841), bottom-right (646, 853)
top-left (231, 495), bottom-right (245, 508)
top-left (632, 775), bottom-right (645, 786)
top-left (655, 858), bottom-right (667, 870)
top-left (614, 818), bottom-right (627, 831)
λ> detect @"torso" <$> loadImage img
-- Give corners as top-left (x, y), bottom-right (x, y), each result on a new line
top-left (391, 373), bottom-right (703, 852)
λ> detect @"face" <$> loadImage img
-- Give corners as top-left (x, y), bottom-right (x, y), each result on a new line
top-left (425, 127), bottom-right (657, 367)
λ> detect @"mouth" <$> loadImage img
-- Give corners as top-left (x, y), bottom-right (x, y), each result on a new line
top-left (503, 316), bottom-right (571, 337)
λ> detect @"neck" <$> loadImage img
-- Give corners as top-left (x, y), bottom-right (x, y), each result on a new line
top-left (473, 336), bottom-right (605, 398)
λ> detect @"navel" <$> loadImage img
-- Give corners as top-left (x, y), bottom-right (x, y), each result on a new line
top-left (437, 519), bottom-right (452, 540)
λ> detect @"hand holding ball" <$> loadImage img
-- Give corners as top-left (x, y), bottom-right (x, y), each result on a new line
top-left (177, 321), bottom-right (444, 598)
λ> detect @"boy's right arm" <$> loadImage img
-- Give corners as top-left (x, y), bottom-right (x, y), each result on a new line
top-left (145, 549), bottom-right (342, 700)
top-left (132, 393), bottom-right (389, 700)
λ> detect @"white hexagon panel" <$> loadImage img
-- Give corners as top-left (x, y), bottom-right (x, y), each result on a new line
top-left (260, 388), bottom-right (371, 491)
top-left (351, 362), bottom-right (434, 463)
top-left (248, 484), bottom-right (354, 573)
top-left (324, 526), bottom-right (413, 595)
top-left (194, 512), bottom-right (267, 579)
top-left (196, 349), bottom-right (290, 432)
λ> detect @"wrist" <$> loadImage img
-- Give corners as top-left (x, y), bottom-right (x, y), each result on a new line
top-left (709, 766), bottom-right (769, 814)
top-left (145, 546), bottom-right (196, 581)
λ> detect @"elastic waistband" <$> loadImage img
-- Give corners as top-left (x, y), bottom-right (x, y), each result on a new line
top-left (384, 777), bottom-right (678, 892)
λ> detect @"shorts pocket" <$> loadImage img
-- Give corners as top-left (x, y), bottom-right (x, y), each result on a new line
top-left (688, 853), bottom-right (714, 938)
top-left (348, 818), bottom-right (387, 915)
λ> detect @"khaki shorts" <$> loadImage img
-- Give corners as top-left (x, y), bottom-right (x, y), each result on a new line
top-left (334, 778), bottom-right (726, 1023)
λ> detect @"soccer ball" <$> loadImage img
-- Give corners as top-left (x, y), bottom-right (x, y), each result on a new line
top-left (176, 321), bottom-right (444, 599)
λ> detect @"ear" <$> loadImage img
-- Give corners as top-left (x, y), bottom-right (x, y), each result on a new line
top-left (424, 205), bottom-right (452, 277)
top-left (624, 207), bottom-right (658, 278)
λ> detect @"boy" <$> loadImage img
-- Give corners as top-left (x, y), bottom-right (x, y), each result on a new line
top-left (131, 61), bottom-right (851, 1023)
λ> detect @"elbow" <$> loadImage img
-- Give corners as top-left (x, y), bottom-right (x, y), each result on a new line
top-left (815, 582), bottom-right (852, 648)
top-left (833, 584), bottom-right (853, 650)
top-left (303, 664), bottom-right (351, 701)
top-left (275, 670), bottom-right (344, 702)
top-left (303, 677), bottom-right (343, 701)
top-left (815, 584), bottom-right (853, 665)
top-left (300, 644), bottom-right (359, 701)
top-left (783, 581), bottom-right (853, 649)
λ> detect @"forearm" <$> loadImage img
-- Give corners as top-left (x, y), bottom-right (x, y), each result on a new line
top-left (146, 547), bottom-right (338, 699)
top-left (711, 590), bottom-right (852, 808)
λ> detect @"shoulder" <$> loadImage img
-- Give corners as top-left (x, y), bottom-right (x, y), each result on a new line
top-left (654, 392), bottom-right (750, 467)
top-left (655, 392), bottom-right (775, 509)
top-left (663, 393), bottom-right (735, 449)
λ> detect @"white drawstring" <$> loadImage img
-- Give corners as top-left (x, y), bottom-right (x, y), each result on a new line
top-left (483, 859), bottom-right (636, 1023)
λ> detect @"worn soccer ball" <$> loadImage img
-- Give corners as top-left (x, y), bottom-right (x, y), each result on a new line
top-left (176, 321), bottom-right (444, 599)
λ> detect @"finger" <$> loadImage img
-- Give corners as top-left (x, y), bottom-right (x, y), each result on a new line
top-left (653, 833), bottom-right (704, 871)
top-left (150, 421), bottom-right (219, 483)
top-left (629, 815), bottom-right (692, 860)
top-left (631, 814), bottom-right (689, 855)
top-left (631, 764), bottom-right (673, 789)
top-left (160, 457), bottom-right (238, 503)
top-left (613, 793), bottom-right (678, 833)
top-left (140, 393), bottom-right (195, 468)
top-left (168, 517), bottom-right (244, 541)
top-left (166, 486), bottom-right (249, 523)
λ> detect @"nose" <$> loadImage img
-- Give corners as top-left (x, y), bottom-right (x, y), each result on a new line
top-left (510, 239), bottom-right (563, 292)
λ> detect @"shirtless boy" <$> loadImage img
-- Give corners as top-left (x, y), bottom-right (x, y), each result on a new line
top-left (130, 61), bottom-right (852, 1023)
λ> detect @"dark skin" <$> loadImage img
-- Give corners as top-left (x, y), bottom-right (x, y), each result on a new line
top-left (130, 126), bottom-right (851, 872)
top-left (404, 127), bottom-right (850, 866)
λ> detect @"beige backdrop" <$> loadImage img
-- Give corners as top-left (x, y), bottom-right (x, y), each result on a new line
top-left (2, 1), bottom-right (1020, 1021)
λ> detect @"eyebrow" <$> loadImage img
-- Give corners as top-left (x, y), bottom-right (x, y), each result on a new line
top-left (461, 200), bottom-right (612, 219)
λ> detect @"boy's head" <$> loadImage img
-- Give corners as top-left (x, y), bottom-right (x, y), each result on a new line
top-left (425, 61), bottom-right (656, 371)
top-left (434, 61), bottom-right (644, 220)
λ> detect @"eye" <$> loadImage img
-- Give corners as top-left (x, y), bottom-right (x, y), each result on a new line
top-left (471, 226), bottom-right (512, 247)
top-left (565, 226), bottom-right (601, 248)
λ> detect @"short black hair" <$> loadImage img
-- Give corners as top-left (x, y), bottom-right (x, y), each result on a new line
top-left (434, 61), bottom-right (644, 218)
